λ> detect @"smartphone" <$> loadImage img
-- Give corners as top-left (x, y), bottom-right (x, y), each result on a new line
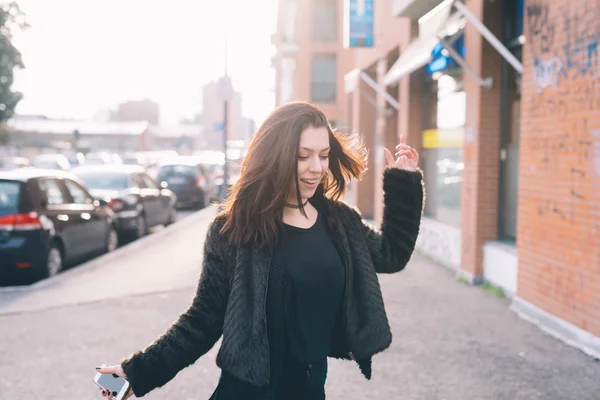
top-left (93, 363), bottom-right (131, 400)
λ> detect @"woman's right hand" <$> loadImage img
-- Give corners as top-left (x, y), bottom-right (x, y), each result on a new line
top-left (96, 364), bottom-right (134, 399)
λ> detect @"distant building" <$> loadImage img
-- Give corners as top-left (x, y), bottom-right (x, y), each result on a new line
top-left (4, 115), bottom-right (150, 157)
top-left (149, 124), bottom-right (204, 155)
top-left (201, 81), bottom-right (253, 151)
top-left (111, 99), bottom-right (160, 125)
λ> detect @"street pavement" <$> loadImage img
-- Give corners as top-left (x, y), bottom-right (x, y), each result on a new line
top-left (0, 205), bottom-right (599, 399)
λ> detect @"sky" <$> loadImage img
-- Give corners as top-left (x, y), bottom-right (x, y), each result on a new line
top-left (11, 0), bottom-right (278, 126)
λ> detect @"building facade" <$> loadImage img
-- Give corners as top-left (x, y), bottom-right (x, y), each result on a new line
top-left (273, 0), bottom-right (600, 358)
top-left (201, 80), bottom-right (254, 151)
top-left (5, 116), bottom-right (150, 157)
top-left (111, 99), bottom-right (160, 126)
top-left (272, 0), bottom-right (351, 127)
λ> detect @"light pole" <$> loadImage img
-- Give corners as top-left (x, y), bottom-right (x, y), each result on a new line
top-left (220, 27), bottom-right (231, 199)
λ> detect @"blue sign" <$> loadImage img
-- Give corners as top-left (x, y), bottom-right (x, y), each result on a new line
top-left (427, 33), bottom-right (465, 74)
top-left (346, 0), bottom-right (374, 48)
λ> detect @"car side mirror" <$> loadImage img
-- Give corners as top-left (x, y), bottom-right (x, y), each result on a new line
top-left (160, 181), bottom-right (168, 189)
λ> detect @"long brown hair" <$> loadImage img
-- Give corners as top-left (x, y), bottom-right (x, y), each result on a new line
top-left (219, 101), bottom-right (367, 248)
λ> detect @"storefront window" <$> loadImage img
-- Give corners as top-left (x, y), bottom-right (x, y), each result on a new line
top-left (498, 0), bottom-right (524, 240)
top-left (422, 74), bottom-right (465, 229)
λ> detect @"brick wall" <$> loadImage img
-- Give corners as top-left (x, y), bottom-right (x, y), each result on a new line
top-left (518, 0), bottom-right (600, 336)
top-left (460, 0), bottom-right (503, 279)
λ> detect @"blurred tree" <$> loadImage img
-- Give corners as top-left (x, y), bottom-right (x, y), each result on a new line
top-left (0, 1), bottom-right (27, 128)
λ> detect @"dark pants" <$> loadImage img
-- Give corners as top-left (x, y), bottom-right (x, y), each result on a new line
top-left (280, 357), bottom-right (328, 400)
top-left (209, 357), bottom-right (328, 400)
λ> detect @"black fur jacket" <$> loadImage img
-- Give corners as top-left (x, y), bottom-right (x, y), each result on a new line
top-left (120, 168), bottom-right (424, 397)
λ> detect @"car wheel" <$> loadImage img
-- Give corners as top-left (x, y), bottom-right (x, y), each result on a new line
top-left (166, 207), bottom-right (177, 226)
top-left (105, 226), bottom-right (119, 253)
top-left (134, 215), bottom-right (147, 239)
top-left (45, 242), bottom-right (63, 279)
top-left (197, 193), bottom-right (206, 210)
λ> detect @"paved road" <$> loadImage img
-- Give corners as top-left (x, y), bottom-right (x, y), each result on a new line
top-left (0, 206), bottom-right (599, 400)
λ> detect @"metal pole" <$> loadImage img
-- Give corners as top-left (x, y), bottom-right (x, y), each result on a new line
top-left (453, 0), bottom-right (523, 74)
top-left (438, 36), bottom-right (494, 88)
top-left (222, 30), bottom-right (229, 198)
top-left (223, 92), bottom-right (229, 193)
top-left (359, 71), bottom-right (400, 111)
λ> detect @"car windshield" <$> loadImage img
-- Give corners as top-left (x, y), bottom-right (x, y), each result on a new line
top-left (32, 160), bottom-right (58, 169)
top-left (75, 171), bottom-right (129, 189)
top-left (159, 165), bottom-right (197, 177)
top-left (0, 180), bottom-right (20, 214)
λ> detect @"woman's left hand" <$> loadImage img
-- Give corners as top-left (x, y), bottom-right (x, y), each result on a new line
top-left (384, 135), bottom-right (419, 172)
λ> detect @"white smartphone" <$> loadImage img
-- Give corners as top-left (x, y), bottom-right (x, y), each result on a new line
top-left (93, 363), bottom-right (131, 400)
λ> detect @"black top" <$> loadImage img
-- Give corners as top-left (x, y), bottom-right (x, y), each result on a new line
top-left (272, 212), bottom-right (346, 363)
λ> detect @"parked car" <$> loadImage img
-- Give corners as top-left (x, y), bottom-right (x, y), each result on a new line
top-left (85, 152), bottom-right (123, 165)
top-left (122, 152), bottom-right (146, 166)
top-left (194, 150), bottom-right (239, 199)
top-left (72, 165), bottom-right (177, 240)
top-left (0, 168), bottom-right (118, 284)
top-left (66, 152), bottom-right (86, 167)
top-left (31, 154), bottom-right (71, 171)
top-left (156, 157), bottom-right (215, 209)
top-left (0, 156), bottom-right (30, 171)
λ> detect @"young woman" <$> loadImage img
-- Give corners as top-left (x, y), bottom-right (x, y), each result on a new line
top-left (97, 101), bottom-right (424, 399)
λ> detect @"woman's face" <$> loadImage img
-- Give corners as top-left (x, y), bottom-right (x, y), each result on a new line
top-left (292, 125), bottom-right (330, 202)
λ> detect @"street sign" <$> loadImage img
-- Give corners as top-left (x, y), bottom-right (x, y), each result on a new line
top-left (345, 0), bottom-right (374, 48)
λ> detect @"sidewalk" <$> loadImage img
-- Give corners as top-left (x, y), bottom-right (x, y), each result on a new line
top-left (1, 208), bottom-right (599, 399)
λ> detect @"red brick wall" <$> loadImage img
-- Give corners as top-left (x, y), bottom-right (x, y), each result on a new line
top-left (518, 0), bottom-right (600, 336)
top-left (460, 0), bottom-right (504, 278)
top-left (354, 72), bottom-right (377, 218)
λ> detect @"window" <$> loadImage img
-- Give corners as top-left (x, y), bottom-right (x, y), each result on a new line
top-left (498, 1), bottom-right (524, 241)
top-left (158, 165), bottom-right (198, 178)
top-left (0, 181), bottom-right (20, 212)
top-left (312, 0), bottom-right (337, 42)
top-left (422, 78), bottom-right (465, 229)
top-left (64, 179), bottom-right (93, 204)
top-left (38, 179), bottom-right (66, 206)
top-left (75, 171), bottom-right (129, 190)
top-left (310, 53), bottom-right (337, 103)
top-left (132, 174), bottom-right (147, 189)
top-left (140, 174), bottom-right (158, 189)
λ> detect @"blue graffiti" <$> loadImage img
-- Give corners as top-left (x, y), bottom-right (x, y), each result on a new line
top-left (561, 3), bottom-right (600, 78)
top-left (533, 56), bottom-right (564, 92)
top-left (564, 34), bottom-right (599, 78)
top-left (528, 1), bottom-right (600, 89)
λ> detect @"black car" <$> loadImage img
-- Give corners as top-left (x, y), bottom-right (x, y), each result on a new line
top-left (73, 165), bottom-right (177, 240)
top-left (156, 157), bottom-right (215, 209)
top-left (0, 168), bottom-right (118, 284)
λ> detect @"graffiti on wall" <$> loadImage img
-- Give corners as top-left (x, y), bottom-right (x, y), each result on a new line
top-left (526, 1), bottom-right (600, 318)
top-left (526, 1), bottom-right (600, 222)
top-left (527, 1), bottom-right (600, 92)
top-left (529, 121), bottom-right (592, 225)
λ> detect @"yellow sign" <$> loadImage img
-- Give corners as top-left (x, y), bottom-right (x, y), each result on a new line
top-left (422, 128), bottom-right (464, 149)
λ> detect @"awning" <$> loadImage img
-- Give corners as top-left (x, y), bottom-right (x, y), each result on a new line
top-left (344, 69), bottom-right (401, 111)
top-left (393, 0), bottom-right (445, 19)
top-left (385, 0), bottom-right (523, 88)
top-left (452, 0), bottom-right (523, 74)
top-left (383, 1), bottom-right (465, 86)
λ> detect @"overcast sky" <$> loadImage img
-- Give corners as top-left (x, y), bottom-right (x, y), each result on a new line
top-left (11, 0), bottom-right (278, 126)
